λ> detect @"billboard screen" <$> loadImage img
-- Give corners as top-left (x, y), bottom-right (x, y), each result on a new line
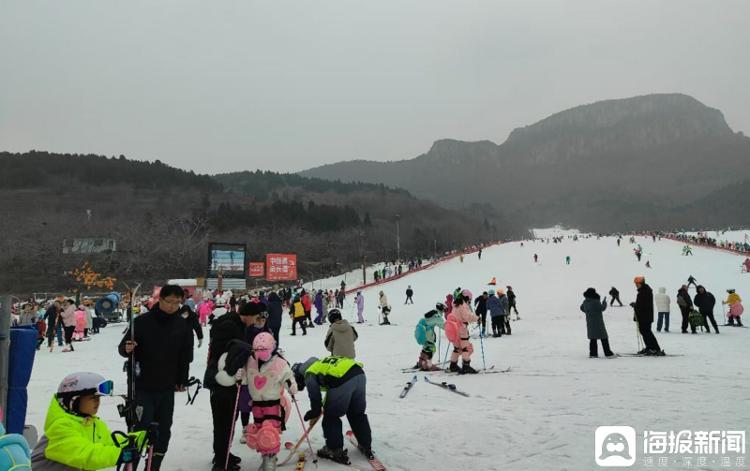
top-left (266, 254), bottom-right (297, 281)
top-left (207, 243), bottom-right (247, 278)
top-left (248, 262), bottom-right (265, 278)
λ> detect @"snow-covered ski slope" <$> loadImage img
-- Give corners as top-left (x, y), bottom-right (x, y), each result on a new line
top-left (25, 235), bottom-right (750, 470)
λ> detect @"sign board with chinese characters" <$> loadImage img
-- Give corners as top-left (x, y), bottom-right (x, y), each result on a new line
top-left (265, 254), bottom-right (297, 281)
top-left (248, 262), bottom-right (265, 278)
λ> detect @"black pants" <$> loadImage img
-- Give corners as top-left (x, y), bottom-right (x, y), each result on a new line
top-left (490, 316), bottom-right (503, 336)
top-left (680, 306), bottom-right (695, 333)
top-left (477, 311), bottom-right (487, 333)
top-left (63, 325), bottom-right (75, 348)
top-left (509, 301), bottom-right (519, 315)
top-left (136, 389), bottom-right (175, 459)
top-left (589, 338), bottom-right (614, 357)
top-left (700, 310), bottom-right (720, 333)
top-left (322, 374), bottom-right (371, 451)
top-left (656, 312), bottom-right (670, 332)
top-left (210, 386), bottom-right (239, 465)
top-left (292, 317), bottom-right (307, 335)
top-left (610, 296), bottom-right (623, 307)
top-left (638, 321), bottom-right (661, 351)
top-left (405, 295), bottom-right (413, 304)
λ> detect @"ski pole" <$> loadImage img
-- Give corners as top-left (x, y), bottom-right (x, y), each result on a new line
top-left (478, 323), bottom-right (486, 370)
top-left (292, 396), bottom-right (318, 466)
top-left (224, 383), bottom-right (242, 470)
top-left (437, 327), bottom-right (442, 364)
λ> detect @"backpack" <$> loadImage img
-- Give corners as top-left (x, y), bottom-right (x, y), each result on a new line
top-left (414, 319), bottom-right (427, 346)
top-left (444, 313), bottom-right (461, 344)
top-left (688, 309), bottom-right (704, 328)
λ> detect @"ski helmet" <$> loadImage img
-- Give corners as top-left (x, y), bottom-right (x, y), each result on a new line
top-left (487, 289), bottom-right (495, 295)
top-left (56, 372), bottom-right (113, 413)
top-left (252, 332), bottom-right (276, 362)
top-left (435, 302), bottom-right (446, 312)
top-left (291, 357), bottom-right (318, 392)
top-left (461, 289), bottom-right (473, 300)
top-left (327, 308), bottom-right (342, 324)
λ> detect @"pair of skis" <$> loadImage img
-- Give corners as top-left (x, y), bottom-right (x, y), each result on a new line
top-left (423, 376), bottom-right (470, 397)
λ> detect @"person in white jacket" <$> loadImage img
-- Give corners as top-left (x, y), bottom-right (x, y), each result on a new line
top-left (655, 287), bottom-right (671, 332)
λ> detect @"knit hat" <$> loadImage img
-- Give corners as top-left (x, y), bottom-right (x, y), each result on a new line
top-left (583, 288), bottom-right (599, 299)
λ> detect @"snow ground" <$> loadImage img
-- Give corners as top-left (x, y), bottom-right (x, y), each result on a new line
top-left (24, 235), bottom-right (750, 470)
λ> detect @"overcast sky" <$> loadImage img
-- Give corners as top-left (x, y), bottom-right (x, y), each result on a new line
top-left (1, 0), bottom-right (748, 174)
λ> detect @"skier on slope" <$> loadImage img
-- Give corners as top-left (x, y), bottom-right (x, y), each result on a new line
top-left (694, 286), bottom-right (720, 334)
top-left (473, 291), bottom-right (488, 337)
top-left (630, 276), bottom-right (664, 355)
top-left (446, 289), bottom-right (479, 374)
top-left (292, 356), bottom-right (376, 466)
top-left (496, 288), bottom-right (512, 335)
top-left (413, 305), bottom-right (446, 371)
top-left (723, 289), bottom-right (744, 326)
top-left (687, 275), bottom-right (698, 288)
top-left (486, 289), bottom-right (504, 337)
top-left (216, 333), bottom-right (296, 471)
top-left (608, 287), bottom-right (623, 307)
top-left (378, 291), bottom-right (391, 325)
top-left (355, 291), bottom-right (365, 324)
top-left (676, 285), bottom-right (696, 334)
top-left (506, 286), bottom-right (520, 319)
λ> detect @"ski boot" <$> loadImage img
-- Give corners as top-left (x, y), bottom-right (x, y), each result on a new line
top-left (645, 349), bottom-right (666, 356)
top-left (448, 362), bottom-right (461, 373)
top-left (637, 348), bottom-right (649, 355)
top-left (317, 446), bottom-right (350, 465)
top-left (461, 361), bottom-right (478, 374)
top-left (258, 454), bottom-right (277, 471)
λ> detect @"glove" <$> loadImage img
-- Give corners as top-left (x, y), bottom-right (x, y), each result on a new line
top-left (197, 338), bottom-right (203, 348)
top-left (304, 409), bottom-right (321, 422)
top-left (629, 302), bottom-right (636, 308)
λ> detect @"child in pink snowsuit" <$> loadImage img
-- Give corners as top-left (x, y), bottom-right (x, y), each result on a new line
top-left (73, 307), bottom-right (87, 341)
top-left (244, 333), bottom-right (297, 469)
top-left (448, 290), bottom-right (478, 374)
top-left (198, 300), bottom-right (213, 326)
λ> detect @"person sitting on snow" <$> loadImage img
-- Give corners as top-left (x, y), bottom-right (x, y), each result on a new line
top-left (414, 305), bottom-right (446, 371)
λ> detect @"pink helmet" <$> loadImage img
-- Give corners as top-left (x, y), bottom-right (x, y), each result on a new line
top-left (461, 289), bottom-right (473, 299)
top-left (253, 332), bottom-right (276, 361)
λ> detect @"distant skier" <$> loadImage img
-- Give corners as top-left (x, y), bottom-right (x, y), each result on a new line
top-left (580, 288), bottom-right (615, 358)
top-left (682, 245), bottom-right (693, 256)
top-left (496, 289), bottom-right (511, 335)
top-left (534, 254), bottom-right (538, 263)
top-left (506, 286), bottom-right (519, 319)
top-left (325, 309), bottom-right (358, 359)
top-left (617, 238), bottom-right (621, 247)
top-left (378, 291), bottom-right (391, 325)
top-left (565, 255), bottom-right (571, 265)
top-left (722, 289), bottom-right (744, 326)
top-left (486, 290), bottom-right (503, 337)
top-left (313, 290), bottom-right (325, 325)
top-left (355, 291), bottom-right (365, 324)
top-left (645, 261), bottom-right (651, 268)
top-left (743, 258), bottom-right (750, 273)
top-left (478, 248), bottom-right (482, 260)
top-left (686, 275), bottom-right (698, 289)
top-left (405, 285), bottom-right (414, 304)
top-left (654, 287), bottom-right (670, 333)
top-left (630, 276), bottom-right (664, 355)
top-left (608, 287), bottom-right (623, 307)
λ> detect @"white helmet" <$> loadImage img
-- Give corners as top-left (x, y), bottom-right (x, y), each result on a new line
top-left (56, 372), bottom-right (113, 412)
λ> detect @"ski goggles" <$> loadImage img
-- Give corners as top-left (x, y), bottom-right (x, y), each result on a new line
top-left (97, 379), bottom-right (115, 396)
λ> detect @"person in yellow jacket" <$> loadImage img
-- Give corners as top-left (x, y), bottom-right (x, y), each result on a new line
top-left (722, 289), bottom-right (744, 326)
top-left (289, 295), bottom-right (307, 335)
top-left (291, 356), bottom-right (375, 466)
top-left (30, 372), bottom-right (145, 470)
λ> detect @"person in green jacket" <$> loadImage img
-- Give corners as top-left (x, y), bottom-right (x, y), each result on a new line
top-left (30, 372), bottom-right (145, 470)
top-left (292, 356), bottom-right (375, 466)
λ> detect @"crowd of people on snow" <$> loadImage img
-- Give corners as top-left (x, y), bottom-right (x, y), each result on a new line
top-left (6, 231), bottom-right (748, 470)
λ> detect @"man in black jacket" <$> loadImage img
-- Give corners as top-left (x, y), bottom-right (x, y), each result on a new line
top-left (266, 291), bottom-right (284, 346)
top-left (474, 292), bottom-right (488, 336)
top-left (118, 284), bottom-right (193, 470)
top-left (405, 286), bottom-right (414, 304)
top-left (693, 285), bottom-right (720, 334)
top-left (676, 285), bottom-right (696, 334)
top-left (204, 300), bottom-right (264, 471)
top-left (630, 276), bottom-right (663, 355)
